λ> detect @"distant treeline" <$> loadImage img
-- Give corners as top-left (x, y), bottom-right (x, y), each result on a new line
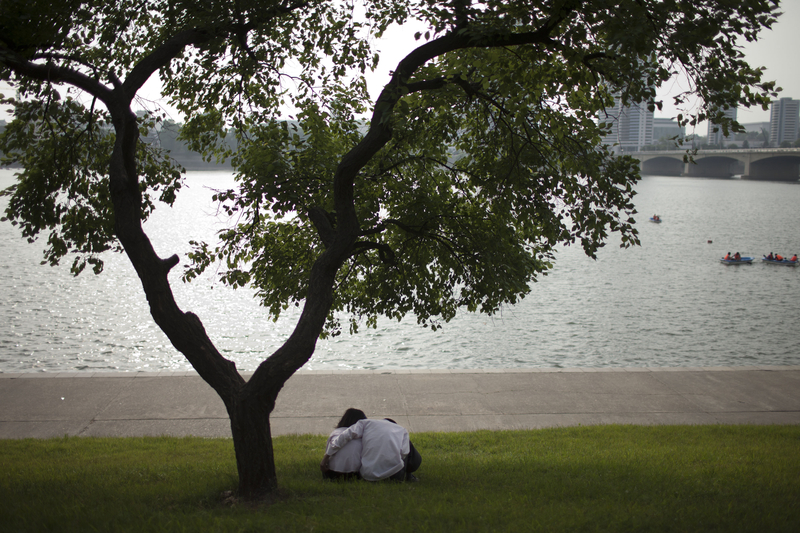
top-left (0, 119), bottom-right (233, 171)
top-left (141, 119), bottom-right (235, 170)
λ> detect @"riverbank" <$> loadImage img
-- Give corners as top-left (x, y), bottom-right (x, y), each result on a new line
top-left (2, 366), bottom-right (798, 439)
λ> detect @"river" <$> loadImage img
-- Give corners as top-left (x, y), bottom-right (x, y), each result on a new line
top-left (1, 168), bottom-right (799, 372)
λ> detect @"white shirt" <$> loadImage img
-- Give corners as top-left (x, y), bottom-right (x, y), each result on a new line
top-left (326, 419), bottom-right (410, 481)
top-left (326, 427), bottom-right (362, 474)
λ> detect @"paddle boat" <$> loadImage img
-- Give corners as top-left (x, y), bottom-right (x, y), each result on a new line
top-left (761, 256), bottom-right (798, 267)
top-left (719, 256), bottom-right (754, 265)
top-left (649, 215), bottom-right (662, 223)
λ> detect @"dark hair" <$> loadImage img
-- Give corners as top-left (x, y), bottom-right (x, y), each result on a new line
top-left (336, 408), bottom-right (367, 428)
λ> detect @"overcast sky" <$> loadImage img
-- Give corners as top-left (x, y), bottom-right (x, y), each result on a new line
top-left (368, 2), bottom-right (799, 133)
top-left (642, 1), bottom-right (799, 134)
top-left (734, 1), bottom-right (799, 124)
top-left (1, 2), bottom-right (797, 131)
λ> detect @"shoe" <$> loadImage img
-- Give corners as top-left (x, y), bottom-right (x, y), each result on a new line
top-left (406, 474), bottom-right (418, 482)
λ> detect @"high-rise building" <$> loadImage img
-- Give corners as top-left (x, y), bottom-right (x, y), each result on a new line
top-left (653, 117), bottom-right (685, 144)
top-left (769, 97), bottom-right (799, 146)
top-left (707, 107), bottom-right (738, 146)
top-left (601, 96), bottom-right (654, 153)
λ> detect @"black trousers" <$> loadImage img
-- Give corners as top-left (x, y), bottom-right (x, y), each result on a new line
top-left (389, 441), bottom-right (422, 481)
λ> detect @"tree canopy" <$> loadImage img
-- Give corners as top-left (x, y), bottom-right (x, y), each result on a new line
top-left (0, 0), bottom-right (781, 498)
top-left (180, 0), bottom-right (779, 335)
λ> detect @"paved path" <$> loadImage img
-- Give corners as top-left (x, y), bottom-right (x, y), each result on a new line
top-left (1, 367), bottom-right (799, 439)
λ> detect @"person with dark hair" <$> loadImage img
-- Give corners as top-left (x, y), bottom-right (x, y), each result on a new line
top-left (321, 409), bottom-right (422, 482)
top-left (337, 408), bottom-right (368, 428)
top-left (321, 408), bottom-right (367, 480)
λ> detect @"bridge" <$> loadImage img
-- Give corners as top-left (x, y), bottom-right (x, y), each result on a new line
top-left (626, 148), bottom-right (800, 181)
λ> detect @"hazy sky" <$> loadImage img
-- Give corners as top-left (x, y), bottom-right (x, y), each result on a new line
top-left (1, 2), bottom-right (796, 131)
top-left (734, 1), bottom-right (799, 124)
top-left (645, 1), bottom-right (799, 133)
top-left (367, 3), bottom-right (798, 136)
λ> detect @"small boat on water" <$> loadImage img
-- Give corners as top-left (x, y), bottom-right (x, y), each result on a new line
top-left (720, 256), bottom-right (754, 265)
top-left (761, 256), bottom-right (798, 267)
top-left (649, 215), bottom-right (662, 223)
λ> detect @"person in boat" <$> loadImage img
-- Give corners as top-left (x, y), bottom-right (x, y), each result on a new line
top-left (734, 252), bottom-right (741, 260)
top-left (724, 252), bottom-right (731, 260)
top-left (791, 254), bottom-right (798, 262)
top-left (776, 253), bottom-right (784, 261)
top-left (766, 252), bottom-right (774, 260)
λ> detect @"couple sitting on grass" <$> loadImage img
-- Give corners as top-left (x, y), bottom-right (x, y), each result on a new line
top-left (320, 408), bottom-right (422, 482)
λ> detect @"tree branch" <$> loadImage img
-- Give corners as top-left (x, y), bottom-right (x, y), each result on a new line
top-left (307, 206), bottom-right (336, 248)
top-left (350, 241), bottom-right (395, 264)
top-left (0, 47), bottom-right (116, 104)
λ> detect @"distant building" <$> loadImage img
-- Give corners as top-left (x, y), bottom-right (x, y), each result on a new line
top-left (652, 117), bottom-right (685, 144)
top-left (738, 121), bottom-right (770, 148)
top-left (601, 95), bottom-right (654, 152)
top-left (740, 121), bottom-right (771, 134)
top-left (769, 97), bottom-right (799, 146)
top-left (0, 81), bottom-right (14, 121)
top-left (707, 107), bottom-right (738, 145)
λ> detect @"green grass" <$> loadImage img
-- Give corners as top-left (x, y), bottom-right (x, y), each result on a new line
top-left (1, 425), bottom-right (799, 532)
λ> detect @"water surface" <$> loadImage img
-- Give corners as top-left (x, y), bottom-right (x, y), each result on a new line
top-left (1, 169), bottom-right (798, 372)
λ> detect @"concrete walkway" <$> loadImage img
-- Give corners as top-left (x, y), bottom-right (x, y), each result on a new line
top-left (1, 366), bottom-right (799, 439)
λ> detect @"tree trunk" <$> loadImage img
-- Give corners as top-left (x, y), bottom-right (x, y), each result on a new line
top-left (105, 109), bottom-right (285, 497)
top-left (229, 392), bottom-right (278, 498)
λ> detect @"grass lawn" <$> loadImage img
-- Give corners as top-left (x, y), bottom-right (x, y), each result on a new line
top-left (1, 425), bottom-right (798, 532)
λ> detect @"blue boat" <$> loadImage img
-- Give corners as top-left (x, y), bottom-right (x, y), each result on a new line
top-left (649, 216), bottom-right (662, 223)
top-left (720, 256), bottom-right (754, 265)
top-left (761, 256), bottom-right (798, 267)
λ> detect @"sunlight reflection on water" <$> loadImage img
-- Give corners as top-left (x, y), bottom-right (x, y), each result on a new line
top-left (1, 169), bottom-right (799, 372)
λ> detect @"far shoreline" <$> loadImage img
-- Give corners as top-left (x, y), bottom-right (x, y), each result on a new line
top-left (3, 364), bottom-right (800, 378)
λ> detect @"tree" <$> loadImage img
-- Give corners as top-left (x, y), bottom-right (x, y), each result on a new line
top-left (0, 0), bottom-right (780, 499)
top-left (0, 0), bottom-right (386, 498)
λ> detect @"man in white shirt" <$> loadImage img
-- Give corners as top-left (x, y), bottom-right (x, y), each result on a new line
top-left (320, 409), bottom-right (421, 482)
